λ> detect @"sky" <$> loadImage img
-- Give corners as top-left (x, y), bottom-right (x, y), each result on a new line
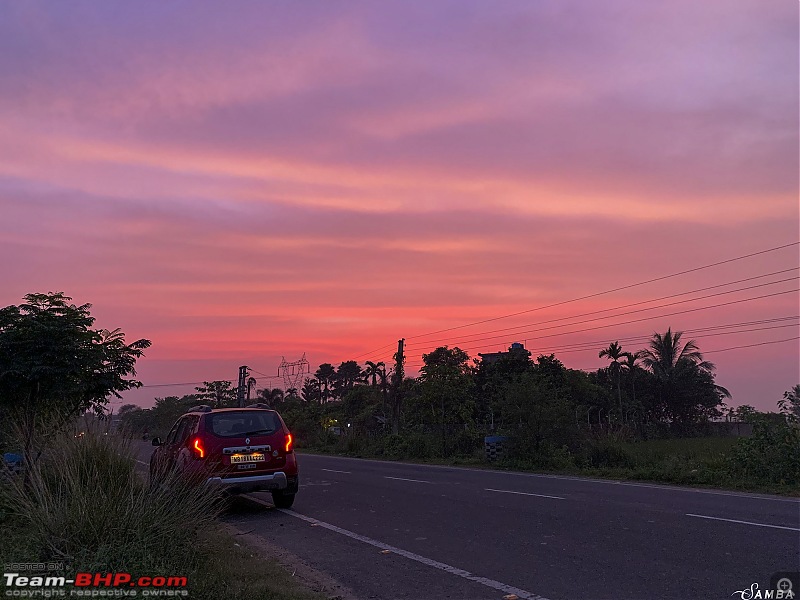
top-left (0, 1), bottom-right (798, 411)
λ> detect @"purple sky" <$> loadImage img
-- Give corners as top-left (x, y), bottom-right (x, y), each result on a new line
top-left (1, 1), bottom-right (798, 410)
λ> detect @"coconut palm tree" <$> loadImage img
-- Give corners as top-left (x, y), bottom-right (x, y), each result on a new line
top-left (639, 328), bottom-right (729, 424)
top-left (257, 387), bottom-right (284, 408)
top-left (599, 341), bottom-right (626, 421)
top-left (364, 360), bottom-right (386, 388)
top-left (619, 351), bottom-right (643, 421)
top-left (639, 328), bottom-right (713, 377)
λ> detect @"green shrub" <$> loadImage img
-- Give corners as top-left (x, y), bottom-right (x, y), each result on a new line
top-left (4, 428), bottom-right (219, 571)
top-left (726, 418), bottom-right (800, 486)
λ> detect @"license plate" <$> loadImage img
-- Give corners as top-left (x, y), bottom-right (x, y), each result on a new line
top-left (230, 453), bottom-right (265, 464)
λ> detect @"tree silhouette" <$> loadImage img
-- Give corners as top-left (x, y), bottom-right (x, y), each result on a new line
top-left (619, 351), bottom-right (642, 420)
top-left (599, 341), bottom-right (626, 422)
top-left (639, 328), bottom-right (729, 424)
top-left (257, 387), bottom-right (284, 408)
top-left (364, 360), bottom-right (385, 388)
top-left (315, 363), bottom-right (336, 402)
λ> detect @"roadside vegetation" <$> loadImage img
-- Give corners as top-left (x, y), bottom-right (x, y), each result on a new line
top-left (0, 425), bottom-right (324, 600)
top-left (121, 335), bottom-right (800, 494)
top-left (0, 292), bottom-right (324, 600)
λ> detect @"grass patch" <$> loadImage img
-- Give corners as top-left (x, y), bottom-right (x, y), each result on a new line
top-left (0, 427), bottom-right (325, 600)
top-left (191, 528), bottom-right (326, 600)
top-left (302, 432), bottom-right (800, 496)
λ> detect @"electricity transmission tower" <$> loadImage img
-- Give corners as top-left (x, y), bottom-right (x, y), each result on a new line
top-left (278, 353), bottom-right (310, 392)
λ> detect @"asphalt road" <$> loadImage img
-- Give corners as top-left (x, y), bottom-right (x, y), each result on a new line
top-left (134, 445), bottom-right (800, 600)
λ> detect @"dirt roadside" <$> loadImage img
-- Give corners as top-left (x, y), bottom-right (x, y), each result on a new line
top-left (224, 522), bottom-right (359, 600)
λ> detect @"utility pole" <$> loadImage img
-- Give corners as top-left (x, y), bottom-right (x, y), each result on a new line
top-left (237, 365), bottom-right (249, 408)
top-left (392, 339), bottom-right (404, 434)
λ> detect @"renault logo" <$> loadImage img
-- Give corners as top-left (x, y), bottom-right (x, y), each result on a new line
top-left (245, 437), bottom-right (250, 445)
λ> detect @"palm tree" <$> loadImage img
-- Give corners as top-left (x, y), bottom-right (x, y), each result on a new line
top-left (257, 387), bottom-right (284, 408)
top-left (639, 328), bottom-right (713, 377)
top-left (315, 363), bottom-right (336, 402)
top-left (639, 328), bottom-right (729, 423)
top-left (377, 364), bottom-right (391, 419)
top-left (619, 351), bottom-right (642, 420)
top-left (364, 360), bottom-right (386, 388)
top-left (599, 341), bottom-right (626, 422)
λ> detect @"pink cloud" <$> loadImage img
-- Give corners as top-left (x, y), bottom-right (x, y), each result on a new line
top-left (0, 1), bottom-right (797, 411)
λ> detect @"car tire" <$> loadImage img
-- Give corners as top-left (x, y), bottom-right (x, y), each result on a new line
top-left (271, 491), bottom-right (295, 509)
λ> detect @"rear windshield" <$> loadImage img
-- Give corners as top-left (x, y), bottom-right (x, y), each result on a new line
top-left (206, 411), bottom-right (282, 438)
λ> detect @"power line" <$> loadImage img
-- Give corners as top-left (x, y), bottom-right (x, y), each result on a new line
top-left (497, 316), bottom-right (798, 354)
top-left (404, 241), bottom-right (799, 341)
top-left (703, 336), bottom-right (799, 354)
top-left (140, 380), bottom-right (224, 389)
top-left (351, 341), bottom-right (400, 361)
top-left (405, 281), bottom-right (798, 351)
top-left (404, 269), bottom-right (797, 350)
top-left (140, 373), bottom-right (280, 389)
top-left (401, 288), bottom-right (799, 363)
top-left (523, 323), bottom-right (798, 355)
top-left (404, 333), bottom-right (800, 370)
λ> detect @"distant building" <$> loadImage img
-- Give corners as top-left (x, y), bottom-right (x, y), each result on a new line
top-left (478, 342), bottom-right (531, 365)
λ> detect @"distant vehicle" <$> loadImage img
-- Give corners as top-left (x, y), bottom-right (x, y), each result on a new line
top-left (149, 404), bottom-right (298, 508)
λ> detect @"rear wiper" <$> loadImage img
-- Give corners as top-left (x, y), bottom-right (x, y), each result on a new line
top-left (240, 429), bottom-right (273, 436)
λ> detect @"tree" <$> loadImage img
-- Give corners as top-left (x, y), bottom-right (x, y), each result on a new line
top-left (778, 384), bottom-right (800, 422)
top-left (194, 380), bottom-right (236, 408)
top-left (501, 355), bottom-right (576, 453)
top-left (639, 328), bottom-right (730, 425)
top-left (315, 363), bottom-right (336, 403)
top-left (257, 387), bottom-right (284, 408)
top-left (377, 364), bottom-right (391, 419)
top-left (474, 347), bottom-right (533, 430)
top-left (619, 351), bottom-right (642, 421)
top-left (332, 361), bottom-right (363, 399)
top-left (301, 377), bottom-right (322, 403)
top-left (364, 361), bottom-right (385, 388)
top-left (599, 341), bottom-right (626, 422)
top-left (0, 292), bottom-right (150, 465)
top-left (419, 347), bottom-right (474, 456)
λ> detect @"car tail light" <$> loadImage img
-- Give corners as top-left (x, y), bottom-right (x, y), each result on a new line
top-left (285, 433), bottom-right (293, 453)
top-left (190, 436), bottom-right (205, 459)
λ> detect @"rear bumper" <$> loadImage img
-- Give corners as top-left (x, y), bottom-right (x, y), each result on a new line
top-left (206, 471), bottom-right (288, 493)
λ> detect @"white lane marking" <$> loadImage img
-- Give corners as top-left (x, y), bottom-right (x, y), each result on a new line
top-left (485, 488), bottom-right (565, 501)
top-left (384, 476), bottom-right (429, 484)
top-left (686, 513), bottom-right (800, 532)
top-left (242, 497), bottom-right (549, 600)
top-left (299, 454), bottom-right (800, 503)
top-left (135, 460), bottom-right (148, 466)
top-left (321, 468), bottom-right (351, 474)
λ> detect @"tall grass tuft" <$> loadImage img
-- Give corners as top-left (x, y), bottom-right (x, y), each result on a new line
top-left (4, 424), bottom-right (219, 572)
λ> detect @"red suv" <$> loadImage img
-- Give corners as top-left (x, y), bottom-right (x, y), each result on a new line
top-left (150, 404), bottom-right (299, 508)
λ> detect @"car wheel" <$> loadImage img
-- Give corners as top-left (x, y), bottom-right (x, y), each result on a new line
top-left (271, 491), bottom-right (295, 509)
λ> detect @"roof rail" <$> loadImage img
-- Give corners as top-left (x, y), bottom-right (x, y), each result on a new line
top-left (187, 405), bottom-right (213, 413)
top-left (248, 403), bottom-right (272, 409)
